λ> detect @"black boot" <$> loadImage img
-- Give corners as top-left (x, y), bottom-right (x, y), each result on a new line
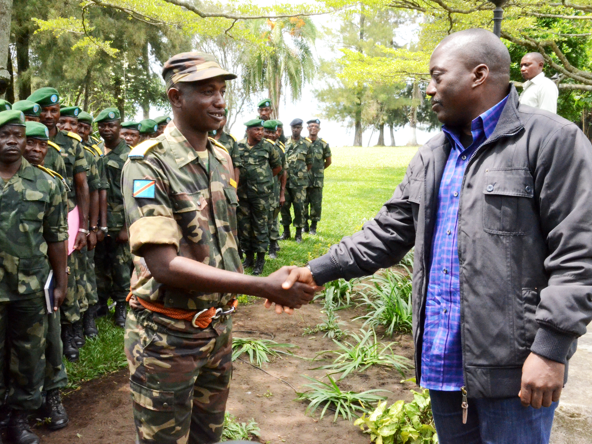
top-left (114, 302), bottom-right (127, 328)
top-left (269, 240), bottom-right (278, 259)
top-left (72, 320), bottom-right (85, 348)
top-left (303, 220), bottom-right (310, 233)
top-left (310, 221), bottom-right (318, 235)
top-left (0, 404), bottom-right (10, 429)
top-left (61, 324), bottom-right (79, 362)
top-left (280, 226), bottom-right (291, 240)
top-left (242, 251), bottom-right (255, 268)
top-left (94, 300), bottom-right (108, 318)
top-left (83, 306), bottom-right (99, 339)
top-left (7, 410), bottom-right (39, 444)
top-left (252, 253), bottom-right (266, 276)
top-left (39, 389), bottom-right (69, 431)
top-left (295, 228), bottom-right (303, 243)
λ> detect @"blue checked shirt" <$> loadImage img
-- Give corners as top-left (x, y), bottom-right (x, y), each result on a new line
top-left (420, 95), bottom-right (509, 391)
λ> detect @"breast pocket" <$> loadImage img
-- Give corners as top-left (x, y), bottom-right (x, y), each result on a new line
top-left (20, 190), bottom-right (48, 233)
top-left (482, 169), bottom-right (535, 235)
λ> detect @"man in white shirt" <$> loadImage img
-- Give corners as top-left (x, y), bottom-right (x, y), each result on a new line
top-left (519, 52), bottom-right (559, 114)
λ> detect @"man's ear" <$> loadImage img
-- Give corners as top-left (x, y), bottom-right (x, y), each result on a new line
top-left (167, 87), bottom-right (182, 109)
top-left (472, 64), bottom-right (490, 88)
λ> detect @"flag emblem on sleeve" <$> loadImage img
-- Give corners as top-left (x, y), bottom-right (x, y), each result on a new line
top-left (133, 179), bottom-right (156, 198)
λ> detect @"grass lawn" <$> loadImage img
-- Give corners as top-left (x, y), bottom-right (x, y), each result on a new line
top-left (63, 145), bottom-right (418, 389)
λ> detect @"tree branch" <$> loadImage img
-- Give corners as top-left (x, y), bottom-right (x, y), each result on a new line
top-left (532, 13), bottom-right (592, 19)
top-left (86, 0), bottom-right (166, 26)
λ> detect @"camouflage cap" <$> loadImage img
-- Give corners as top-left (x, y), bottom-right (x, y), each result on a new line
top-left (258, 99), bottom-right (272, 108)
top-left (60, 106), bottom-right (81, 118)
top-left (154, 116), bottom-right (171, 125)
top-left (307, 118), bottom-right (321, 125)
top-left (138, 119), bottom-right (158, 134)
top-left (162, 51), bottom-right (237, 90)
top-left (263, 120), bottom-right (278, 130)
top-left (25, 121), bottom-right (50, 140)
top-left (121, 121), bottom-right (141, 131)
top-left (0, 99), bottom-right (11, 111)
top-left (245, 119), bottom-right (264, 128)
top-left (13, 100), bottom-right (41, 117)
top-left (78, 111), bottom-right (94, 124)
top-left (0, 110), bottom-right (25, 128)
top-left (95, 107), bottom-right (121, 123)
top-left (27, 87), bottom-right (60, 107)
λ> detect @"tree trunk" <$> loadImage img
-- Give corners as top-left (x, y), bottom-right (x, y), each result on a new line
top-left (15, 23), bottom-right (31, 99)
top-left (376, 123), bottom-right (385, 146)
top-left (83, 66), bottom-right (92, 111)
top-left (141, 43), bottom-right (150, 119)
top-left (406, 81), bottom-right (420, 146)
top-left (354, 104), bottom-right (363, 146)
top-left (5, 46), bottom-right (14, 103)
top-left (389, 123), bottom-right (396, 146)
top-left (0, 0), bottom-right (14, 98)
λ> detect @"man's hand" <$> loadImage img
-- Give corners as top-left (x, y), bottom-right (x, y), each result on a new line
top-left (53, 287), bottom-right (66, 311)
top-left (259, 266), bottom-right (317, 311)
top-left (116, 227), bottom-right (129, 244)
top-left (87, 231), bottom-right (97, 251)
top-left (519, 352), bottom-right (565, 408)
top-left (97, 230), bottom-right (105, 242)
top-left (74, 232), bottom-right (87, 251)
top-left (264, 266), bottom-right (323, 314)
top-left (279, 193), bottom-right (286, 206)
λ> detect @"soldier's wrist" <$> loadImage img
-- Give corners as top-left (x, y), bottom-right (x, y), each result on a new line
top-left (100, 226), bottom-right (108, 233)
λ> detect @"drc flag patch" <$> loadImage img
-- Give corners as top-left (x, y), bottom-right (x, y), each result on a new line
top-left (133, 180), bottom-right (156, 198)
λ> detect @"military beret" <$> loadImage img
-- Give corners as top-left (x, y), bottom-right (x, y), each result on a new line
top-left (263, 120), bottom-right (278, 130)
top-left (28, 87), bottom-right (60, 107)
top-left (121, 121), bottom-right (141, 131)
top-left (307, 119), bottom-right (321, 125)
top-left (245, 119), bottom-right (264, 128)
top-left (77, 111), bottom-right (93, 124)
top-left (138, 119), bottom-right (158, 134)
top-left (258, 99), bottom-right (272, 108)
top-left (60, 106), bottom-right (81, 118)
top-left (95, 107), bottom-right (121, 123)
top-left (154, 116), bottom-right (171, 125)
top-left (290, 118), bottom-right (303, 126)
top-left (0, 110), bottom-right (25, 128)
top-left (162, 51), bottom-right (237, 90)
top-left (25, 121), bottom-right (49, 140)
top-left (276, 120), bottom-right (283, 127)
top-left (12, 100), bottom-right (40, 117)
top-left (0, 100), bottom-right (11, 111)
top-left (224, 108), bottom-right (229, 116)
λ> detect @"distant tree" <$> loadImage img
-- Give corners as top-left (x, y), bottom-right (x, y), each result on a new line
top-left (0, 0), bottom-right (13, 98)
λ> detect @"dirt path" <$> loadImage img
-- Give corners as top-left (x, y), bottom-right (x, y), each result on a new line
top-left (34, 301), bottom-right (415, 444)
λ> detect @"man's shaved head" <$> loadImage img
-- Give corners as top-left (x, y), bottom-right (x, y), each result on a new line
top-left (525, 52), bottom-right (545, 64)
top-left (521, 52), bottom-right (546, 81)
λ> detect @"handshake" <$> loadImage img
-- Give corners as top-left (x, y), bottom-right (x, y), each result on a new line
top-left (259, 266), bottom-right (324, 315)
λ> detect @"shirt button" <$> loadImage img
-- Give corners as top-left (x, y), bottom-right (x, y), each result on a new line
top-left (461, 155), bottom-right (467, 160)
top-left (443, 309), bottom-right (448, 314)
top-left (453, 191), bottom-right (458, 197)
top-left (446, 230), bottom-right (451, 235)
top-left (525, 185), bottom-right (532, 193)
top-left (443, 268), bottom-right (448, 274)
top-left (486, 184), bottom-right (494, 192)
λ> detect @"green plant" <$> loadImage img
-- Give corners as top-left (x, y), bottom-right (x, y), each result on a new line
top-left (313, 329), bottom-right (412, 379)
top-left (315, 278), bottom-right (358, 308)
top-left (354, 389), bottom-right (438, 444)
top-left (221, 413), bottom-right (261, 441)
top-left (232, 337), bottom-right (295, 367)
top-left (303, 302), bottom-right (347, 340)
top-left (356, 269), bottom-right (413, 335)
top-left (296, 375), bottom-right (388, 422)
top-left (400, 249), bottom-right (414, 268)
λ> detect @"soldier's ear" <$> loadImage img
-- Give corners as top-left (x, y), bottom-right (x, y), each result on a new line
top-left (167, 87), bottom-right (183, 109)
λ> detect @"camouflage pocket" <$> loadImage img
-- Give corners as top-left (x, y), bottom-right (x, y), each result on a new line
top-left (21, 189), bottom-right (48, 229)
top-left (18, 256), bottom-right (49, 295)
top-left (130, 379), bottom-right (177, 439)
top-left (224, 187), bottom-right (239, 234)
top-left (130, 380), bottom-right (175, 412)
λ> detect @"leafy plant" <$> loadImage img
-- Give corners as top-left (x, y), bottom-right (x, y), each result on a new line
top-left (296, 375), bottom-right (388, 422)
top-left (232, 337), bottom-right (295, 367)
top-left (221, 413), bottom-right (261, 441)
top-left (314, 278), bottom-right (357, 308)
top-left (356, 269), bottom-right (413, 336)
top-left (354, 389), bottom-right (438, 444)
top-left (303, 302), bottom-right (347, 340)
top-left (400, 249), bottom-right (414, 268)
top-left (313, 329), bottom-right (412, 379)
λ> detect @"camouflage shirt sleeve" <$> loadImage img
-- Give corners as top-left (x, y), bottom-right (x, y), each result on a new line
top-left (83, 149), bottom-right (101, 192)
top-left (268, 141), bottom-right (281, 170)
top-left (230, 140), bottom-right (242, 169)
top-left (323, 141), bottom-right (332, 159)
top-left (43, 175), bottom-right (68, 243)
top-left (73, 140), bottom-right (88, 175)
top-left (306, 140), bottom-right (313, 166)
top-left (53, 154), bottom-right (68, 179)
top-left (97, 156), bottom-right (109, 190)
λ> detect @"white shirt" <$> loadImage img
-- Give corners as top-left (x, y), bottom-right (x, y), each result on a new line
top-left (519, 72), bottom-right (559, 114)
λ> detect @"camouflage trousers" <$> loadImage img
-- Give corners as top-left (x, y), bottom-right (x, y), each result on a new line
top-left (61, 251), bottom-right (81, 324)
top-left (305, 186), bottom-right (324, 222)
top-left (268, 206), bottom-right (281, 242)
top-left (0, 295), bottom-right (47, 411)
top-left (281, 186), bottom-right (307, 228)
top-left (237, 193), bottom-right (271, 253)
top-left (125, 308), bottom-right (233, 444)
top-left (80, 246), bottom-right (99, 309)
top-left (95, 235), bottom-right (132, 303)
top-left (44, 310), bottom-right (68, 391)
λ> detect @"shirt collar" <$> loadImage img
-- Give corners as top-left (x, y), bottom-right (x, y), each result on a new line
top-left (164, 121), bottom-right (225, 168)
top-left (529, 72), bottom-right (546, 85)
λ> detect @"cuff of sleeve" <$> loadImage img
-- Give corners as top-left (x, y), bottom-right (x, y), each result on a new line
top-left (308, 255), bottom-right (342, 286)
top-left (530, 327), bottom-right (574, 364)
top-left (129, 216), bottom-right (181, 256)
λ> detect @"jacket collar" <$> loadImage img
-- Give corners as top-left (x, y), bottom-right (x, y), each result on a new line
top-left (165, 121), bottom-right (225, 168)
top-left (485, 84), bottom-right (524, 142)
top-left (111, 138), bottom-right (129, 156)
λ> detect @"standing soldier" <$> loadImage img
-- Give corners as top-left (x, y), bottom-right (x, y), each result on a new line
top-left (121, 121), bottom-right (141, 148)
top-left (263, 120), bottom-right (286, 258)
top-left (276, 120), bottom-right (287, 145)
top-left (237, 119), bottom-right (282, 275)
top-left (211, 109), bottom-right (239, 180)
top-left (12, 100), bottom-right (40, 122)
top-left (0, 110), bottom-right (68, 444)
top-left (121, 51), bottom-right (314, 444)
top-left (138, 119), bottom-right (158, 143)
top-left (154, 115), bottom-right (171, 137)
top-left (94, 108), bottom-right (132, 328)
top-left (304, 119), bottom-right (331, 235)
top-left (27, 87), bottom-right (89, 362)
top-left (281, 118), bottom-right (312, 243)
top-left (257, 99), bottom-right (273, 121)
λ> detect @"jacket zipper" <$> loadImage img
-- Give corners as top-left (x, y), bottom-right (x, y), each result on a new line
top-left (461, 386), bottom-right (468, 424)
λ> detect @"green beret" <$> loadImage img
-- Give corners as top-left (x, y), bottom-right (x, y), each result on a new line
top-left (276, 120), bottom-right (283, 128)
top-left (25, 121), bottom-right (49, 140)
top-left (60, 106), bottom-right (81, 118)
top-left (263, 120), bottom-right (278, 130)
top-left (0, 110), bottom-right (25, 128)
top-left (121, 121), bottom-right (141, 131)
top-left (224, 108), bottom-right (229, 116)
top-left (139, 119), bottom-right (158, 134)
top-left (154, 116), bottom-right (171, 125)
top-left (13, 100), bottom-right (41, 117)
top-left (245, 119), bottom-right (264, 128)
top-left (258, 99), bottom-right (271, 108)
top-left (78, 111), bottom-right (93, 124)
top-left (28, 87), bottom-right (60, 107)
top-left (95, 107), bottom-right (121, 123)
top-left (0, 100), bottom-right (11, 111)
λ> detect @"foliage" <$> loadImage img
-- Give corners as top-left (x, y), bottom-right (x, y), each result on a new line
top-left (400, 249), bottom-right (414, 268)
top-left (313, 328), bottom-right (412, 379)
top-left (296, 375), bottom-right (388, 422)
top-left (232, 337), bottom-right (295, 367)
top-left (221, 413), bottom-right (261, 441)
top-left (356, 268), bottom-right (413, 335)
top-left (354, 389), bottom-right (438, 444)
top-left (303, 302), bottom-right (347, 340)
top-left (315, 278), bottom-right (357, 308)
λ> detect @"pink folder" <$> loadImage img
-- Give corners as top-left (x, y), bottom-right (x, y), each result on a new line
top-left (67, 206), bottom-right (80, 255)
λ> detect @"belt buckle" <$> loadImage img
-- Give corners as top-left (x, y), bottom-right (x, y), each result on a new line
top-left (191, 308), bottom-right (210, 328)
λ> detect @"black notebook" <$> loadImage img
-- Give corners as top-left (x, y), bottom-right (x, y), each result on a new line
top-left (44, 270), bottom-right (55, 313)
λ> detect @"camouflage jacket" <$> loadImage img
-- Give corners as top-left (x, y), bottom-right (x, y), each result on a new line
top-left (82, 146), bottom-right (101, 192)
top-left (271, 140), bottom-right (286, 204)
top-left (217, 132), bottom-right (241, 169)
top-left (308, 138), bottom-right (332, 187)
top-left (285, 137), bottom-right (312, 188)
top-left (83, 139), bottom-right (109, 190)
top-left (104, 139), bottom-right (131, 231)
top-left (44, 141), bottom-right (68, 186)
top-left (236, 138), bottom-right (281, 195)
top-left (0, 159), bottom-right (68, 301)
top-left (122, 123), bottom-right (242, 312)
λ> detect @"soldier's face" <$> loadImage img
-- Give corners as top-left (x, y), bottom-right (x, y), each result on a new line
top-left (259, 106), bottom-right (272, 120)
top-left (308, 124), bottom-right (320, 136)
top-left (247, 127), bottom-right (264, 144)
top-left (121, 128), bottom-right (141, 147)
top-left (0, 125), bottom-right (26, 165)
top-left (24, 138), bottom-right (48, 165)
top-left (58, 116), bottom-right (78, 133)
top-left (77, 122), bottom-right (92, 140)
top-left (291, 125), bottom-right (303, 138)
top-left (98, 121), bottom-right (121, 144)
top-left (264, 128), bottom-right (277, 141)
top-left (156, 123), bottom-right (167, 137)
top-left (40, 104), bottom-right (60, 130)
top-left (25, 116), bottom-right (40, 123)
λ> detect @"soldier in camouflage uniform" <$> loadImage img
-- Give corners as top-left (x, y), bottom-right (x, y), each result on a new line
top-left (121, 121), bottom-right (141, 148)
top-left (28, 87), bottom-right (89, 362)
top-left (138, 119), bottom-right (158, 144)
top-left (0, 110), bottom-right (68, 444)
top-left (12, 100), bottom-right (41, 123)
top-left (211, 109), bottom-right (240, 181)
top-left (281, 118), bottom-right (312, 243)
top-left (122, 52), bottom-right (315, 444)
top-left (263, 120), bottom-right (286, 258)
top-left (236, 119), bottom-right (282, 275)
top-left (304, 119), bottom-right (332, 235)
top-left (94, 108), bottom-right (132, 328)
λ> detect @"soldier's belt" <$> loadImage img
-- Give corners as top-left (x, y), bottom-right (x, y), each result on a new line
top-left (126, 293), bottom-right (238, 329)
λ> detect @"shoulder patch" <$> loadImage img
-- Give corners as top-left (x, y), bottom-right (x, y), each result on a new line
top-left (35, 164), bottom-right (65, 182)
top-left (304, 137), bottom-right (312, 143)
top-left (209, 137), bottom-right (229, 154)
top-left (66, 131), bottom-right (82, 142)
top-left (47, 141), bottom-right (61, 152)
top-left (321, 138), bottom-right (327, 143)
top-left (278, 142), bottom-right (285, 153)
top-left (91, 144), bottom-right (103, 157)
top-left (83, 146), bottom-right (95, 156)
top-left (129, 139), bottom-right (160, 160)
top-left (264, 138), bottom-right (276, 145)
top-left (229, 134), bottom-right (237, 142)
top-left (133, 179), bottom-right (156, 199)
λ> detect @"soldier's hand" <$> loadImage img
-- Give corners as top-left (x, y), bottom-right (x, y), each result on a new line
top-left (97, 230), bottom-right (105, 242)
top-left (116, 228), bottom-right (129, 244)
top-left (265, 266), bottom-right (323, 314)
top-left (279, 195), bottom-right (286, 206)
top-left (74, 232), bottom-right (87, 251)
top-left (87, 231), bottom-right (97, 251)
top-left (261, 266), bottom-right (317, 310)
top-left (53, 287), bottom-right (66, 311)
